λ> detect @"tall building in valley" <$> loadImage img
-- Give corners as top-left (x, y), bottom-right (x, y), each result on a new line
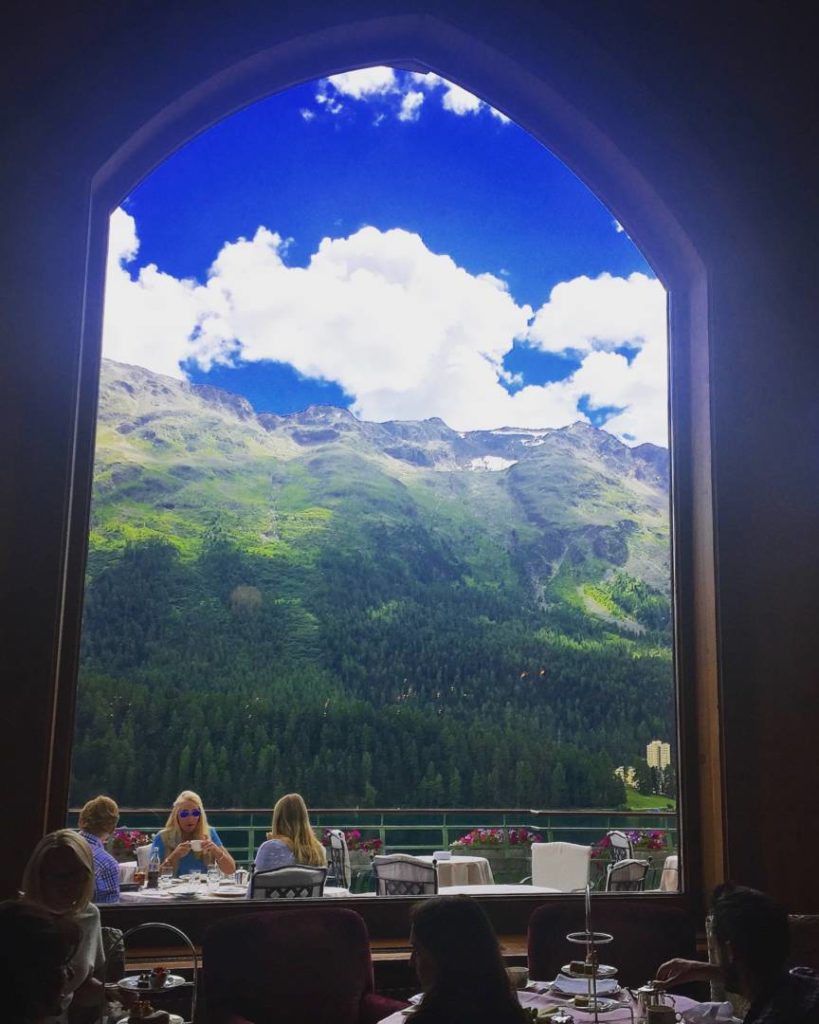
top-left (646, 740), bottom-right (671, 769)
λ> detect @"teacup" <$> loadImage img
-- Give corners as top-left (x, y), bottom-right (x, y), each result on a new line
top-left (189, 839), bottom-right (203, 853)
top-left (507, 966), bottom-right (529, 990)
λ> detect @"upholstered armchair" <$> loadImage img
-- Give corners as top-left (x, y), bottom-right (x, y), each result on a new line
top-left (202, 906), bottom-right (409, 1024)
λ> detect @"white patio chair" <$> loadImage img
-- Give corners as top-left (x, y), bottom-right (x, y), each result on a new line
top-left (325, 828), bottom-right (352, 889)
top-left (371, 854), bottom-right (437, 896)
top-left (525, 841), bottom-right (591, 892)
top-left (606, 830), bottom-right (633, 862)
top-left (659, 853), bottom-right (679, 891)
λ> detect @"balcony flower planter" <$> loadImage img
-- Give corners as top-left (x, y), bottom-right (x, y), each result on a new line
top-left (450, 828), bottom-right (540, 884)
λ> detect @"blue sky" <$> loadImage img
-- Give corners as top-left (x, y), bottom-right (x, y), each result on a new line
top-left (104, 67), bottom-right (668, 444)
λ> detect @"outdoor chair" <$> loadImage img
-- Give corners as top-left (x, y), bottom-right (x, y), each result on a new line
top-left (371, 854), bottom-right (438, 896)
top-left (606, 829), bottom-right (633, 862)
top-left (528, 902), bottom-right (697, 988)
top-left (249, 864), bottom-right (327, 899)
top-left (326, 828), bottom-right (352, 889)
top-left (202, 907), bottom-right (408, 1024)
top-left (523, 841), bottom-right (591, 892)
top-left (604, 857), bottom-right (650, 892)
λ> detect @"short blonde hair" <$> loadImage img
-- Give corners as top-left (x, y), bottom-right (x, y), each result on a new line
top-left (21, 830), bottom-right (95, 914)
top-left (267, 793), bottom-right (326, 866)
top-left (78, 795), bottom-right (119, 835)
top-left (160, 790), bottom-right (214, 864)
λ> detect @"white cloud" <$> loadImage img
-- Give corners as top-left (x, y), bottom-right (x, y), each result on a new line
top-left (325, 67), bottom-right (396, 99)
top-left (314, 66), bottom-right (509, 125)
top-left (300, 108), bottom-right (315, 122)
top-left (103, 211), bottom-right (668, 445)
top-left (398, 90), bottom-right (424, 122)
top-left (441, 82), bottom-right (482, 116)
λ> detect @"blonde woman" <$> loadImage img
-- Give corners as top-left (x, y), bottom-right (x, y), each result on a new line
top-left (254, 793), bottom-right (327, 872)
top-left (21, 829), bottom-right (105, 1023)
top-left (150, 790), bottom-right (236, 877)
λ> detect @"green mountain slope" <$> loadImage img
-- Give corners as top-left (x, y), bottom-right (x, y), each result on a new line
top-left (72, 359), bottom-right (674, 809)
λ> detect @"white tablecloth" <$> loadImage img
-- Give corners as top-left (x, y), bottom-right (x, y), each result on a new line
top-left (118, 883), bottom-right (352, 903)
top-left (417, 854), bottom-right (494, 886)
top-left (377, 989), bottom-right (698, 1024)
top-left (118, 861), bottom-right (137, 884)
top-left (660, 854), bottom-right (679, 891)
top-left (438, 883), bottom-right (560, 895)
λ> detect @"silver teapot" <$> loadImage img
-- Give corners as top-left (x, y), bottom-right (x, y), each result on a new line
top-left (635, 980), bottom-right (670, 1020)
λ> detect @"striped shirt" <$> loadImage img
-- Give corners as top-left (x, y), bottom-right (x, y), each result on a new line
top-left (78, 829), bottom-right (121, 904)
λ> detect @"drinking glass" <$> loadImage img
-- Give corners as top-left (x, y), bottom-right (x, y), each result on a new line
top-left (158, 867), bottom-right (173, 890)
top-left (133, 868), bottom-right (146, 887)
top-left (207, 865), bottom-right (221, 891)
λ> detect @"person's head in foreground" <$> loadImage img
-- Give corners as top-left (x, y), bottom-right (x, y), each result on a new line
top-left (268, 792), bottom-right (326, 865)
top-left (0, 899), bottom-right (75, 1023)
top-left (21, 830), bottom-right (94, 915)
top-left (711, 882), bottom-right (791, 997)
top-left (409, 895), bottom-right (526, 1023)
top-left (78, 795), bottom-right (119, 838)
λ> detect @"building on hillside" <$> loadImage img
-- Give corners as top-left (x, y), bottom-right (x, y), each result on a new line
top-left (646, 740), bottom-right (671, 769)
top-left (615, 765), bottom-right (637, 786)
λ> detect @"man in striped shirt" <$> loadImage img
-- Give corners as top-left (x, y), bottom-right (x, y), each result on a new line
top-left (77, 795), bottom-right (121, 904)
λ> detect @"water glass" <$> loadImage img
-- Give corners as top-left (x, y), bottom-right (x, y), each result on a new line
top-left (207, 865), bottom-right (221, 891)
top-left (234, 867), bottom-right (249, 887)
top-left (158, 867), bottom-right (173, 890)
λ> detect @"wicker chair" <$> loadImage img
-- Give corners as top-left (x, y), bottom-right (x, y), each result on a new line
top-left (249, 864), bottom-right (327, 899)
top-left (371, 854), bottom-right (437, 896)
top-left (606, 830), bottom-right (633, 862)
top-left (604, 857), bottom-right (650, 892)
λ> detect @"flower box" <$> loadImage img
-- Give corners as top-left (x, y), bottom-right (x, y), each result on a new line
top-left (450, 828), bottom-right (540, 884)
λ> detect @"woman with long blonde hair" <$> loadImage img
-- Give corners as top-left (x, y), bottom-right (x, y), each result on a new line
top-left (20, 829), bottom-right (105, 1023)
top-left (149, 790), bottom-right (236, 877)
top-left (254, 793), bottom-right (326, 872)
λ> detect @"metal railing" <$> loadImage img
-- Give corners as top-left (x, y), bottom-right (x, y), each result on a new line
top-left (67, 806), bottom-right (677, 868)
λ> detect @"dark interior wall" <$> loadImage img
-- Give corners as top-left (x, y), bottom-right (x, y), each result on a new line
top-left (2, 1), bottom-right (817, 907)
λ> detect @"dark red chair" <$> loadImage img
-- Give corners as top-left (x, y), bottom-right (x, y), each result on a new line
top-left (202, 906), bottom-right (409, 1024)
top-left (528, 901), bottom-right (697, 988)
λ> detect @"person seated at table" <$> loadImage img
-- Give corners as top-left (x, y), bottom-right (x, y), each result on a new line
top-left (656, 883), bottom-right (819, 1024)
top-left (0, 899), bottom-right (77, 1024)
top-left (254, 792), bottom-right (327, 873)
top-left (20, 829), bottom-right (105, 1023)
top-left (76, 795), bottom-right (120, 905)
top-left (409, 894), bottom-right (527, 1024)
top-left (150, 789), bottom-right (236, 877)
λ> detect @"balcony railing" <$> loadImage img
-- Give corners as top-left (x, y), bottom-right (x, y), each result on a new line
top-left (67, 806), bottom-right (677, 873)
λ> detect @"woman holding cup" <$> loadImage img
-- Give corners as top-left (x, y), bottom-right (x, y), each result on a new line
top-left (150, 790), bottom-right (235, 878)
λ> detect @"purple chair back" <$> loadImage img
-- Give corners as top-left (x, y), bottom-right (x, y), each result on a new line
top-left (203, 906), bottom-right (401, 1024)
top-left (528, 902), bottom-right (697, 988)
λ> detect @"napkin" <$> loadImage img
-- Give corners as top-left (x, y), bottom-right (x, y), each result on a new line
top-left (550, 974), bottom-right (619, 996)
top-left (681, 1002), bottom-right (739, 1023)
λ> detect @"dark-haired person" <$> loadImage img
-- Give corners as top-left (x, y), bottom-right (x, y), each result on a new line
top-left (656, 883), bottom-right (819, 1024)
top-left (409, 895), bottom-right (527, 1024)
top-left (77, 795), bottom-right (121, 904)
top-left (0, 900), bottom-right (75, 1024)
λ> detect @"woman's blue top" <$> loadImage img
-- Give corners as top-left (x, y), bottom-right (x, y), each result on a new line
top-left (150, 827), bottom-right (225, 876)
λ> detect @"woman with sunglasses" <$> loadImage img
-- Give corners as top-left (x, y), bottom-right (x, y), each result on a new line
top-left (150, 790), bottom-right (236, 877)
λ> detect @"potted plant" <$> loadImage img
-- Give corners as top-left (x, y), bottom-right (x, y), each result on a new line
top-left (110, 828), bottom-right (151, 863)
top-left (450, 827), bottom-right (541, 884)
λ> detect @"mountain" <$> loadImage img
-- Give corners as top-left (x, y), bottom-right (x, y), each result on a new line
top-left (72, 359), bottom-right (674, 810)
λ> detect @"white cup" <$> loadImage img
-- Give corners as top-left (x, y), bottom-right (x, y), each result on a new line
top-left (189, 839), bottom-right (203, 853)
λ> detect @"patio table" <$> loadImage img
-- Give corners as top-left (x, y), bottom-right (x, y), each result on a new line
top-left (438, 883), bottom-right (561, 895)
top-left (117, 883), bottom-right (352, 902)
top-left (416, 854), bottom-right (494, 886)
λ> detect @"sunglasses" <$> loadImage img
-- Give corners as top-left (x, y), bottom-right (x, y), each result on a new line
top-left (178, 809), bottom-right (201, 818)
